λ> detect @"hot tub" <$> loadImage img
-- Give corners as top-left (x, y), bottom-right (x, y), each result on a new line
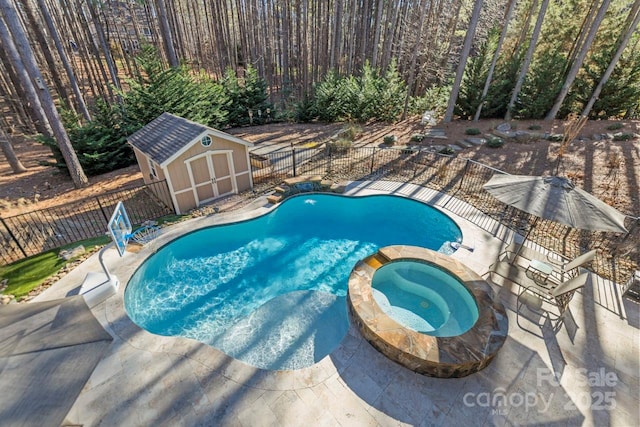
top-left (348, 245), bottom-right (508, 378)
top-left (371, 260), bottom-right (479, 337)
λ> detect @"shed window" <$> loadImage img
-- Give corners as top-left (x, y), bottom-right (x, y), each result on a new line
top-left (148, 159), bottom-right (158, 180)
top-left (201, 135), bottom-right (212, 147)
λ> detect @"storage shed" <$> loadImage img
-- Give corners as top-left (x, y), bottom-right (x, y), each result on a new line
top-left (128, 112), bottom-right (254, 214)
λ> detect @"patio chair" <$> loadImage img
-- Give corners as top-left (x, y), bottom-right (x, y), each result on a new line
top-left (487, 258), bottom-right (592, 331)
top-left (498, 242), bottom-right (596, 281)
top-left (516, 271), bottom-right (592, 331)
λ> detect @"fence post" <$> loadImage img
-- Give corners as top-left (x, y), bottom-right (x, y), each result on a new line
top-left (458, 158), bottom-right (471, 190)
top-left (292, 148), bottom-right (297, 177)
top-left (370, 148), bottom-right (376, 174)
top-left (0, 217), bottom-right (28, 258)
top-left (327, 146), bottom-right (332, 174)
top-left (95, 196), bottom-right (111, 224)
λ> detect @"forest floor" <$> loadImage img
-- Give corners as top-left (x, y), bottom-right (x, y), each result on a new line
top-left (1, 118), bottom-right (639, 218)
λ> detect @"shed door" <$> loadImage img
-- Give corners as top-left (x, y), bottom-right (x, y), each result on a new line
top-left (187, 151), bottom-right (237, 206)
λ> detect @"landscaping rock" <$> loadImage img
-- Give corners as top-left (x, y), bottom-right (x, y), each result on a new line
top-left (514, 131), bottom-right (539, 143)
top-left (447, 144), bottom-right (463, 151)
top-left (491, 130), bottom-right (513, 140)
top-left (424, 128), bottom-right (447, 138)
top-left (496, 122), bottom-right (511, 132)
top-left (465, 137), bottom-right (487, 146)
top-left (59, 245), bottom-right (85, 261)
top-left (428, 144), bottom-right (448, 152)
top-left (421, 110), bottom-right (437, 126)
top-left (456, 140), bottom-right (474, 148)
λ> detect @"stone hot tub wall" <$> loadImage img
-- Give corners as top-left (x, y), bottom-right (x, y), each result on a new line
top-left (347, 245), bottom-right (508, 378)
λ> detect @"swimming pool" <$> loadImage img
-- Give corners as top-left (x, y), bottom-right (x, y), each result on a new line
top-left (125, 194), bottom-right (462, 370)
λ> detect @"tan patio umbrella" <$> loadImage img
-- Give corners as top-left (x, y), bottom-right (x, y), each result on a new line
top-left (483, 174), bottom-right (628, 258)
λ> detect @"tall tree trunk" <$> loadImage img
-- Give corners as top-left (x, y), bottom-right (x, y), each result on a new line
top-left (330, 0), bottom-right (343, 70)
top-left (582, 1), bottom-right (640, 117)
top-left (438, 0), bottom-right (463, 85)
top-left (506, 0), bottom-right (550, 121)
top-left (0, 13), bottom-right (52, 137)
top-left (512, 0), bottom-right (536, 57)
top-left (21, 0), bottom-right (71, 105)
top-left (36, 0), bottom-right (90, 121)
top-left (155, 0), bottom-right (178, 67)
top-left (74, 0), bottom-right (112, 100)
top-left (371, 0), bottom-right (384, 68)
top-left (86, 0), bottom-right (120, 91)
top-left (402, 1), bottom-right (429, 119)
top-left (546, 0), bottom-right (612, 120)
top-left (565, 0), bottom-right (599, 77)
top-left (381, 2), bottom-right (400, 71)
top-left (474, 0), bottom-right (517, 121)
top-left (0, 125), bottom-right (27, 173)
top-left (444, 0), bottom-right (484, 122)
top-left (0, 0), bottom-right (88, 188)
top-left (0, 41), bottom-right (33, 132)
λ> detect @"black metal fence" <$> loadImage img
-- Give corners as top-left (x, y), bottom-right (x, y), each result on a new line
top-left (0, 180), bottom-right (174, 265)
top-left (249, 145), bottom-right (639, 286)
top-left (2, 145), bottom-right (637, 288)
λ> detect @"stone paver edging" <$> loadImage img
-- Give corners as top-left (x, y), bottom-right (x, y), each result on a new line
top-left (348, 245), bottom-right (509, 378)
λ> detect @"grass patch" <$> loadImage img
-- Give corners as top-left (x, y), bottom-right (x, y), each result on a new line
top-left (0, 212), bottom-right (185, 299)
top-left (154, 214), bottom-right (186, 226)
top-left (486, 136), bottom-right (505, 148)
top-left (438, 146), bottom-right (456, 155)
top-left (0, 235), bottom-right (109, 298)
top-left (613, 132), bottom-right (633, 141)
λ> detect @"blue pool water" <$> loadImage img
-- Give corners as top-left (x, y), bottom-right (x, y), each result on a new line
top-left (125, 194), bottom-right (462, 370)
top-left (371, 261), bottom-right (479, 337)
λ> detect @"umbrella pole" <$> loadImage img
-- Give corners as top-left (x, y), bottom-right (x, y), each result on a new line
top-left (510, 217), bottom-right (539, 264)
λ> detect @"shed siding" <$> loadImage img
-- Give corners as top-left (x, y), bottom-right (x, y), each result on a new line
top-left (175, 191), bottom-right (197, 213)
top-left (167, 135), bottom-right (250, 194)
top-left (236, 173), bottom-right (252, 192)
top-left (133, 148), bottom-right (152, 184)
top-left (132, 147), bottom-right (173, 211)
top-left (132, 127), bottom-right (252, 214)
top-left (232, 148), bottom-right (249, 171)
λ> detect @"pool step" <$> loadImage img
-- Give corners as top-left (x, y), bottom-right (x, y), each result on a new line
top-left (283, 175), bottom-right (323, 186)
top-left (266, 194), bottom-right (283, 204)
top-left (364, 253), bottom-right (388, 270)
top-left (377, 248), bottom-right (395, 263)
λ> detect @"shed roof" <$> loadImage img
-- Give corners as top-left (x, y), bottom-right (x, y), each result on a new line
top-left (128, 112), bottom-right (252, 166)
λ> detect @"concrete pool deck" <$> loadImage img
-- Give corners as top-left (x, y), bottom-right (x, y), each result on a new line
top-left (32, 181), bottom-right (639, 426)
